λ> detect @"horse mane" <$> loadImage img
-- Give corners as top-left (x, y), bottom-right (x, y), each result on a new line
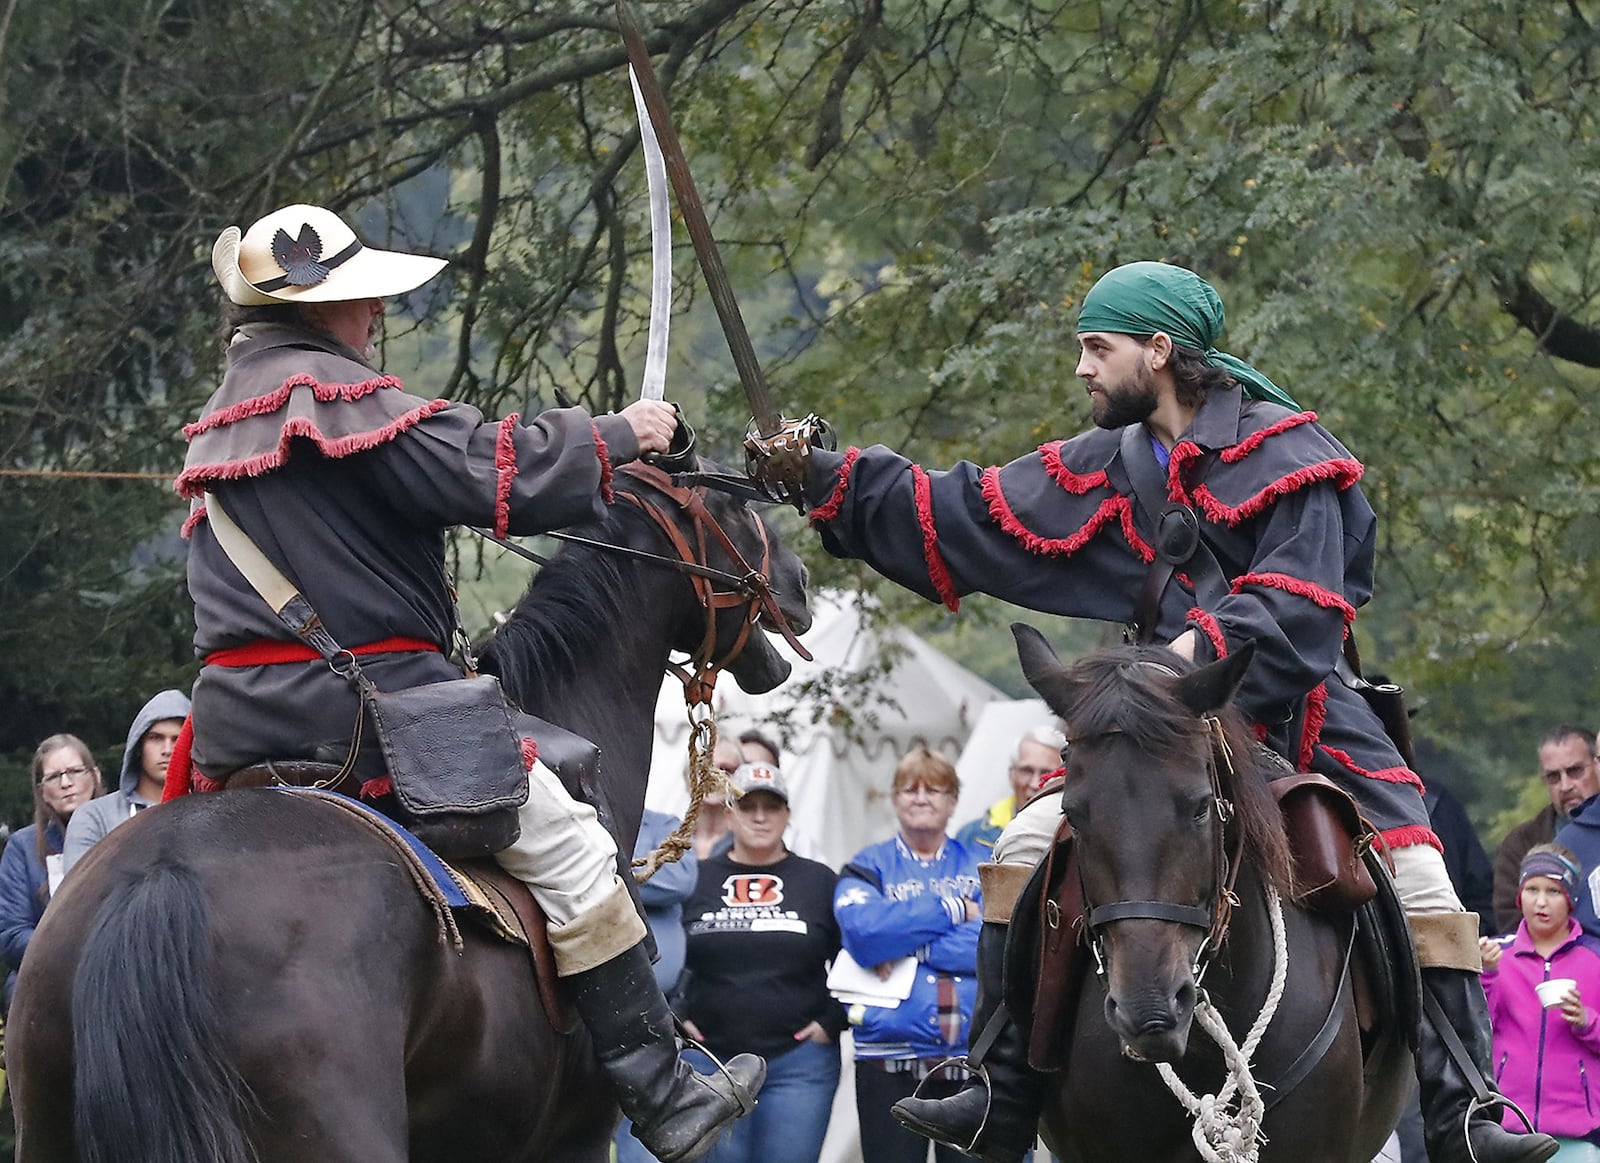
top-left (479, 525), bottom-right (636, 713)
top-left (1061, 646), bottom-right (1296, 897)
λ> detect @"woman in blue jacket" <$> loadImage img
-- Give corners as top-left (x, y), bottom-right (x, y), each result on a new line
top-left (835, 748), bottom-right (982, 1163)
top-left (0, 734), bottom-right (103, 1009)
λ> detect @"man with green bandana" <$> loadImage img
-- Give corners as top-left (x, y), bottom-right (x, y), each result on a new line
top-left (748, 261), bottom-right (1555, 1163)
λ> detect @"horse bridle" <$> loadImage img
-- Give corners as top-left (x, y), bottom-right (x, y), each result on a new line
top-left (610, 462), bottom-right (809, 702)
top-left (472, 462), bottom-right (810, 705)
top-left (1071, 713), bottom-right (1246, 983)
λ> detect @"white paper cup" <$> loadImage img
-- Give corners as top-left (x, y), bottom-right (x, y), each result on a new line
top-left (1537, 978), bottom-right (1578, 1008)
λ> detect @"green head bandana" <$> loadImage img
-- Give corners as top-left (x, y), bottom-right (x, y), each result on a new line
top-left (1076, 261), bottom-right (1298, 411)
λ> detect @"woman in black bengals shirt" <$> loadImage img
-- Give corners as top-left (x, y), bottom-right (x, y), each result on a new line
top-left (681, 763), bottom-right (847, 1163)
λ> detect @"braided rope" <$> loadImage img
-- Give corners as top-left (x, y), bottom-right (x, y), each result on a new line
top-left (632, 704), bottom-right (736, 882)
top-left (1154, 886), bottom-right (1289, 1163)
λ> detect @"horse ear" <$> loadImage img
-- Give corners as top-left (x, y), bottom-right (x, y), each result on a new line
top-left (1011, 623), bottom-right (1076, 714)
top-left (1171, 640), bottom-right (1256, 718)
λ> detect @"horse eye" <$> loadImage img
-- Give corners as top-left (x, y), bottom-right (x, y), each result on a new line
top-left (1191, 797), bottom-right (1214, 824)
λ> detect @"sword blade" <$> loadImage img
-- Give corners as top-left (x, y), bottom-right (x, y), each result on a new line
top-left (629, 64), bottom-right (671, 402)
top-left (616, 0), bottom-right (782, 435)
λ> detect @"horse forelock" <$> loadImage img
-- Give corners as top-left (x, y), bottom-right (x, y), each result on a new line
top-left (1060, 647), bottom-right (1295, 897)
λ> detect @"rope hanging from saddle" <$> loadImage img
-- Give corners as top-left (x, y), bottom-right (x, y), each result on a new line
top-left (1154, 885), bottom-right (1289, 1163)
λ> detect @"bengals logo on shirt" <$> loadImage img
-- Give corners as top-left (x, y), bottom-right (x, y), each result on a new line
top-left (722, 874), bottom-right (785, 907)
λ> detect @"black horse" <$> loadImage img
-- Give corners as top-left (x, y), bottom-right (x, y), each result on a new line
top-left (1011, 627), bottom-right (1411, 1163)
top-left (8, 465), bottom-right (811, 1163)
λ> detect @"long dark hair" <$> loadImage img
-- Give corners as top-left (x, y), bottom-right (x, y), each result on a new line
top-left (30, 734), bottom-right (103, 870)
top-left (216, 299), bottom-right (307, 350)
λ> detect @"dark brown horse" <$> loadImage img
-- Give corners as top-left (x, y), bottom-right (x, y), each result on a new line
top-left (1010, 626), bottom-right (1411, 1163)
top-left (8, 466), bottom-right (811, 1163)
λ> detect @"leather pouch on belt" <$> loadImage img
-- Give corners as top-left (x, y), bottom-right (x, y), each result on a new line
top-left (1271, 771), bottom-right (1378, 913)
top-left (367, 674), bottom-right (530, 859)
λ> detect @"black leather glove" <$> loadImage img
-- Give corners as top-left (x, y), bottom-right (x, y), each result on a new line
top-left (744, 414), bottom-right (836, 511)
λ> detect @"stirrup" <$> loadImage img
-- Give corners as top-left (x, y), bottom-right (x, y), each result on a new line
top-left (1460, 1092), bottom-right (1538, 1163)
top-left (673, 1017), bottom-right (759, 1116)
top-left (905, 1056), bottom-right (992, 1154)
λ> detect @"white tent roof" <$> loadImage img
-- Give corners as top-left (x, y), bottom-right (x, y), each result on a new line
top-left (647, 591), bottom-right (1007, 869)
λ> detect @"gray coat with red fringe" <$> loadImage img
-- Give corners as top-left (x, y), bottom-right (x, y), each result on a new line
top-left (176, 325), bottom-right (640, 780)
top-left (801, 384), bottom-right (1435, 850)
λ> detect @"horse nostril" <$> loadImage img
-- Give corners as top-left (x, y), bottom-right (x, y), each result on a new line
top-left (1174, 980), bottom-right (1196, 1016)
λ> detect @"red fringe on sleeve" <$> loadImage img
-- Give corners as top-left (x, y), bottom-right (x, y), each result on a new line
top-left (493, 413), bottom-right (520, 538)
top-left (911, 466), bottom-right (960, 612)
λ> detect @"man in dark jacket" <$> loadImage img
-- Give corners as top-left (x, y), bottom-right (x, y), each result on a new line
top-left (1494, 726), bottom-right (1598, 933)
top-left (177, 203), bottom-right (760, 1163)
top-left (752, 261), bottom-right (1554, 1163)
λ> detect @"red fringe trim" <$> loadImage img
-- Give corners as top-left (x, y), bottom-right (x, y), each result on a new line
top-left (1221, 411), bottom-right (1318, 463)
top-left (1167, 441), bottom-right (1204, 503)
top-left (175, 399), bottom-right (451, 498)
top-left (521, 736), bottom-right (540, 770)
top-left (912, 466), bottom-right (961, 612)
top-left (1186, 608), bottom-right (1228, 659)
top-left (191, 772), bottom-right (225, 794)
top-left (1231, 571), bottom-right (1357, 622)
top-left (1381, 824), bottom-right (1443, 853)
top-left (809, 447), bottom-right (861, 525)
top-left (1298, 682), bottom-right (1328, 770)
top-left (180, 503), bottom-right (207, 540)
top-left (984, 468), bottom-right (1121, 556)
top-left (360, 777), bottom-right (393, 800)
top-left (1190, 458), bottom-right (1364, 527)
top-left (182, 373), bottom-right (406, 439)
top-left (1318, 745), bottom-right (1423, 789)
top-left (162, 714), bottom-right (195, 801)
top-left (1116, 499), bottom-right (1156, 563)
top-left (1039, 442), bottom-right (1109, 494)
top-left (1250, 723), bottom-right (1269, 742)
top-left (592, 423), bottom-right (615, 504)
top-left (493, 413), bottom-right (519, 539)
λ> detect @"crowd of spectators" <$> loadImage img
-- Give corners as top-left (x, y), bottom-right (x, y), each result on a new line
top-left (26, 697), bottom-right (1600, 1162)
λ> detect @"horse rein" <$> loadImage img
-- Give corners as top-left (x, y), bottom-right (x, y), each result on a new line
top-left (471, 462), bottom-right (811, 704)
top-left (612, 462), bottom-right (810, 702)
top-left (1071, 714), bottom-right (1246, 982)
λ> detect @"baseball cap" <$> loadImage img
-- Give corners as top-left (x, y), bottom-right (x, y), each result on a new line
top-left (731, 762), bottom-right (789, 803)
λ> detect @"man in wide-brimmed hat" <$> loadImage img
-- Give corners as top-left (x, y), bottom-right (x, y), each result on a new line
top-left (177, 203), bottom-right (762, 1163)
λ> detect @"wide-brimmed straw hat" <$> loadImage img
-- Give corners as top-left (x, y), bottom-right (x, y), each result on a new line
top-left (212, 204), bottom-right (447, 306)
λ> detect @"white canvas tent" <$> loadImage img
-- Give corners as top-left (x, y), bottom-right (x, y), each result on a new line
top-left (952, 696), bottom-right (1062, 829)
top-left (646, 590), bottom-right (1008, 870)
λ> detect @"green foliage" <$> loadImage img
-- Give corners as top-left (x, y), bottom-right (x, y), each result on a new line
top-left (8, 0), bottom-right (1600, 835)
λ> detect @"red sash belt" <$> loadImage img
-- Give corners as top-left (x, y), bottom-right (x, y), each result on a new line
top-left (168, 636), bottom-right (442, 804)
top-left (204, 635), bottom-right (440, 667)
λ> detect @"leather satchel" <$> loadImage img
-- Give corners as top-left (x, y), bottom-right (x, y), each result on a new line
top-left (366, 674), bottom-right (530, 857)
top-left (1271, 771), bottom-right (1378, 912)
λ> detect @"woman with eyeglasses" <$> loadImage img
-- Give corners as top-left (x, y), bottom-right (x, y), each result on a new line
top-left (0, 734), bottom-right (103, 1009)
top-left (833, 748), bottom-right (983, 1163)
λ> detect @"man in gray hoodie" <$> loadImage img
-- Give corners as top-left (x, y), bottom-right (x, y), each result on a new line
top-left (62, 688), bottom-right (191, 872)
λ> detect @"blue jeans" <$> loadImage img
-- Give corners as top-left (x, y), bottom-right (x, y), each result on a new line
top-left (679, 1039), bottom-right (842, 1163)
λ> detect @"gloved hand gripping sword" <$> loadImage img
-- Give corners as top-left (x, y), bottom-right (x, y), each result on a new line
top-left (618, 0), bottom-right (833, 510)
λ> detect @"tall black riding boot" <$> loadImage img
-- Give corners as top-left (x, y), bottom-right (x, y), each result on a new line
top-left (1417, 965), bottom-right (1557, 1163)
top-left (893, 915), bottom-right (1049, 1163)
top-left (568, 941), bottom-right (765, 1163)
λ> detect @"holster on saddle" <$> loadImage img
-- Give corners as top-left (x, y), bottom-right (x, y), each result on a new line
top-left (1004, 770), bottom-right (1397, 1072)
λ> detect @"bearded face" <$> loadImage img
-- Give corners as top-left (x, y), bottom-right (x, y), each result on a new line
top-left (1090, 358), bottom-right (1160, 430)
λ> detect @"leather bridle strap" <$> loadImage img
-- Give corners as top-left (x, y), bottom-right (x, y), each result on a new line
top-left (1088, 900), bottom-right (1212, 929)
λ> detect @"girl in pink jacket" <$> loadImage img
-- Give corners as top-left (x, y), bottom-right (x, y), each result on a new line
top-left (1480, 845), bottom-right (1600, 1156)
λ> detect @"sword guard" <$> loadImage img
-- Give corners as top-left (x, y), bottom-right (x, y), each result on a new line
top-left (743, 414), bottom-right (836, 513)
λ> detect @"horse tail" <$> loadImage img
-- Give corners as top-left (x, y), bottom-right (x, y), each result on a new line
top-left (72, 862), bottom-right (256, 1163)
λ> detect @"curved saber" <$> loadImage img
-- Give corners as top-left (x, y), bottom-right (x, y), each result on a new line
top-left (629, 64), bottom-right (672, 402)
top-left (616, 0), bottom-right (782, 436)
